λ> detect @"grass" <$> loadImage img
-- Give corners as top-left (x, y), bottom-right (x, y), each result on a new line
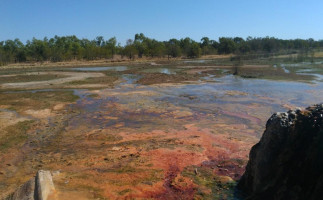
top-left (87, 93), bottom-right (100, 98)
top-left (105, 137), bottom-right (183, 151)
top-left (118, 189), bottom-right (132, 195)
top-left (136, 72), bottom-right (201, 85)
top-left (0, 120), bottom-right (35, 152)
top-left (0, 90), bottom-right (79, 111)
top-left (0, 74), bottom-right (67, 84)
top-left (234, 65), bottom-right (316, 82)
top-left (283, 64), bottom-right (323, 75)
top-left (109, 168), bottom-right (164, 187)
top-left (314, 51), bottom-right (323, 58)
top-left (67, 76), bottom-right (118, 85)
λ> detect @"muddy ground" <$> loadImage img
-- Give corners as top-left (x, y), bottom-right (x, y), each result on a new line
top-left (0, 58), bottom-right (323, 199)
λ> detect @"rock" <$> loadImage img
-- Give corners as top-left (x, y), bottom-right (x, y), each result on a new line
top-left (112, 146), bottom-right (122, 151)
top-left (6, 179), bottom-right (35, 200)
top-left (36, 170), bottom-right (56, 200)
top-left (238, 104), bottom-right (323, 200)
top-left (51, 170), bottom-right (60, 177)
top-left (6, 170), bottom-right (56, 200)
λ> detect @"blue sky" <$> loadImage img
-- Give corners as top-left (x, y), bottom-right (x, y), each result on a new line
top-left (1, 0), bottom-right (322, 44)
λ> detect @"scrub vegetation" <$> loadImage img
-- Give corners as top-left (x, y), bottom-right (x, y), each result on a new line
top-left (1, 33), bottom-right (322, 65)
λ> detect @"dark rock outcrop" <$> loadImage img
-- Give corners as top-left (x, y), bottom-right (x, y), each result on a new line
top-left (238, 104), bottom-right (323, 200)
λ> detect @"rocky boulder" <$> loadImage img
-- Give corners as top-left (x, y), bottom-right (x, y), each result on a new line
top-left (238, 104), bottom-right (323, 200)
top-left (5, 170), bottom-right (57, 200)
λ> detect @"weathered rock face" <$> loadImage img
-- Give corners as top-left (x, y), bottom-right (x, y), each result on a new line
top-left (238, 104), bottom-right (323, 200)
top-left (5, 170), bottom-right (56, 200)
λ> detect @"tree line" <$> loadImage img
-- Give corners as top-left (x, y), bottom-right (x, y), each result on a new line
top-left (0, 33), bottom-right (322, 65)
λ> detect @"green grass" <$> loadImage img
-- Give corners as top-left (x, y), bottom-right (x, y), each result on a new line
top-left (234, 66), bottom-right (316, 82)
top-left (0, 91), bottom-right (79, 111)
top-left (0, 120), bottom-right (35, 152)
top-left (0, 74), bottom-right (67, 84)
top-left (67, 76), bottom-right (118, 85)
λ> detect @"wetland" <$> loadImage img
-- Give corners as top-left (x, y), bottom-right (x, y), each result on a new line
top-left (0, 57), bottom-right (323, 199)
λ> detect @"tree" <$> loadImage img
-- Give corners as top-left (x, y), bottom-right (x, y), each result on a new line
top-left (201, 37), bottom-right (210, 55)
top-left (1, 34), bottom-right (322, 65)
top-left (180, 37), bottom-right (193, 56)
top-left (123, 39), bottom-right (138, 60)
top-left (106, 37), bottom-right (117, 58)
top-left (165, 39), bottom-right (181, 59)
top-left (179, 37), bottom-right (202, 57)
top-left (188, 42), bottom-right (201, 58)
top-left (218, 37), bottom-right (236, 54)
top-left (71, 42), bottom-right (82, 59)
top-left (96, 36), bottom-right (104, 47)
top-left (0, 42), bottom-right (4, 65)
top-left (149, 39), bottom-right (165, 57)
top-left (2, 39), bottom-right (26, 63)
top-left (26, 37), bottom-right (50, 61)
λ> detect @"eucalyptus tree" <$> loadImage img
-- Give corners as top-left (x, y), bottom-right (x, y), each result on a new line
top-left (106, 37), bottom-right (117, 58)
top-left (165, 39), bottom-right (181, 59)
top-left (123, 39), bottom-right (138, 60)
top-left (134, 33), bottom-right (148, 58)
top-left (218, 37), bottom-right (236, 54)
top-left (25, 37), bottom-right (49, 61)
top-left (179, 37), bottom-right (201, 58)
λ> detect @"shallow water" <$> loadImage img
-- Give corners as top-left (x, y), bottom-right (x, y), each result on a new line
top-left (68, 72), bottom-right (323, 137)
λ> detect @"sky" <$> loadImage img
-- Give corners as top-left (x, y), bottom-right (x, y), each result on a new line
top-left (1, 0), bottom-right (322, 44)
